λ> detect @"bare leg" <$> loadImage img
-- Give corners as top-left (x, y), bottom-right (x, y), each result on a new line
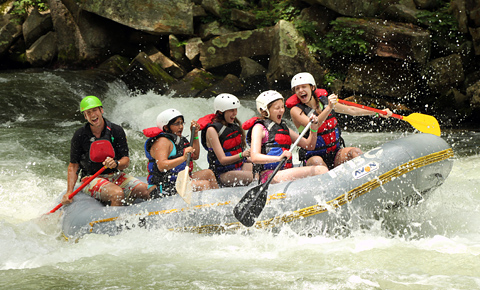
top-left (192, 169), bottom-right (219, 190)
top-left (306, 156), bottom-right (327, 167)
top-left (335, 147), bottom-right (362, 167)
top-left (219, 170), bottom-right (254, 187)
top-left (129, 182), bottom-right (150, 200)
top-left (98, 183), bottom-right (125, 206)
top-left (271, 165), bottom-right (328, 184)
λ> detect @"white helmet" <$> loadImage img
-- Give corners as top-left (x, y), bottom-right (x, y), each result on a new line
top-left (256, 90), bottom-right (284, 117)
top-left (214, 93), bottom-right (241, 112)
top-left (291, 72), bottom-right (316, 90)
top-left (156, 108), bottom-right (183, 129)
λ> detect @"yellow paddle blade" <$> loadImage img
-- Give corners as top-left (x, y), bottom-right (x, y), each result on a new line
top-left (403, 113), bottom-right (441, 136)
top-left (175, 169), bottom-right (193, 204)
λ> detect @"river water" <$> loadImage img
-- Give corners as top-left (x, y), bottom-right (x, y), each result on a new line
top-left (1, 70), bottom-right (479, 289)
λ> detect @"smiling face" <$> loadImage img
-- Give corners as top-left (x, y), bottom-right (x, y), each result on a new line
top-left (267, 99), bottom-right (285, 124)
top-left (222, 108), bottom-right (237, 124)
top-left (294, 84), bottom-right (314, 104)
top-left (166, 116), bottom-right (184, 137)
top-left (83, 107), bottom-right (104, 128)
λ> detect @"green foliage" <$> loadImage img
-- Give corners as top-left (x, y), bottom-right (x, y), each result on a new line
top-left (416, 2), bottom-right (464, 43)
top-left (176, 41), bottom-right (188, 48)
top-left (201, 0), bottom-right (301, 31)
top-left (252, 0), bottom-right (301, 27)
top-left (315, 19), bottom-right (370, 58)
top-left (323, 71), bottom-right (345, 88)
top-left (11, 0), bottom-right (48, 15)
top-left (293, 18), bottom-right (321, 53)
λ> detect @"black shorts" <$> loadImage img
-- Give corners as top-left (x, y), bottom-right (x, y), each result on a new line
top-left (299, 148), bottom-right (340, 170)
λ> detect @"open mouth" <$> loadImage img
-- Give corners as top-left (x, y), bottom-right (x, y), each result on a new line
top-left (299, 93), bottom-right (308, 102)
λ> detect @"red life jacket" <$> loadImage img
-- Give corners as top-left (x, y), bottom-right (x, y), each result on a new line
top-left (285, 88), bottom-right (328, 108)
top-left (286, 89), bottom-right (343, 159)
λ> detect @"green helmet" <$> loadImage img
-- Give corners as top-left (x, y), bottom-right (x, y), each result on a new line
top-left (80, 96), bottom-right (103, 112)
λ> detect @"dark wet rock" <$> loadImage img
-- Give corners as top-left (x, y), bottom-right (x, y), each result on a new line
top-left (146, 45), bottom-right (186, 79)
top-left (0, 14), bottom-right (22, 56)
top-left (413, 0), bottom-right (442, 10)
top-left (424, 54), bottom-right (465, 93)
top-left (343, 59), bottom-right (420, 99)
top-left (230, 9), bottom-right (258, 30)
top-left (199, 26), bottom-right (274, 71)
top-left (80, 0), bottom-right (193, 35)
top-left (167, 68), bottom-right (220, 98)
top-left (467, 80), bottom-right (480, 109)
top-left (297, 5), bottom-right (337, 38)
top-left (202, 0), bottom-right (222, 18)
top-left (48, 0), bottom-right (113, 65)
top-left (382, 4), bottom-right (418, 23)
top-left (25, 31), bottom-right (57, 66)
top-left (238, 57), bottom-right (268, 93)
top-left (97, 55), bottom-right (131, 77)
top-left (192, 4), bottom-right (208, 18)
top-left (121, 52), bottom-right (175, 94)
top-left (239, 57), bottom-right (267, 81)
top-left (185, 37), bottom-right (203, 67)
top-left (198, 74), bottom-right (245, 98)
top-left (336, 17), bottom-right (431, 64)
top-left (169, 34), bottom-right (192, 71)
top-left (199, 21), bottom-right (238, 40)
top-left (22, 9), bottom-right (52, 48)
top-left (469, 27), bottom-right (480, 55)
top-left (267, 20), bottom-right (324, 87)
top-left (303, 0), bottom-right (383, 17)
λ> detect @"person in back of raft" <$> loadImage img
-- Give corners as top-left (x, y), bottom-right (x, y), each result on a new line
top-left (199, 93), bottom-right (254, 187)
top-left (61, 96), bottom-right (151, 207)
top-left (288, 72), bottom-right (393, 169)
top-left (245, 90), bottom-right (329, 184)
top-left (144, 108), bottom-right (218, 197)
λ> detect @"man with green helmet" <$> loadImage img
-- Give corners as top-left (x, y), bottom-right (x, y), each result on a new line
top-left (61, 96), bottom-right (151, 206)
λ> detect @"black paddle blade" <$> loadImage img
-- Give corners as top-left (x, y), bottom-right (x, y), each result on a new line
top-left (233, 184), bottom-right (268, 227)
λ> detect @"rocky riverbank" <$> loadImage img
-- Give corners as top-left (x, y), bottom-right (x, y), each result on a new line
top-left (1, 0), bottom-right (479, 129)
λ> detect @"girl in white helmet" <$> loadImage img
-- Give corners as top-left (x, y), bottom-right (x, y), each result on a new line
top-left (245, 90), bottom-right (328, 184)
top-left (199, 94), bottom-right (254, 187)
top-left (288, 72), bottom-right (392, 169)
top-left (144, 108), bottom-right (218, 197)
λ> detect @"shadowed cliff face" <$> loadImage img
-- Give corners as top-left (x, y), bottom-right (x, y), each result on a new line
top-left (1, 0), bottom-right (480, 128)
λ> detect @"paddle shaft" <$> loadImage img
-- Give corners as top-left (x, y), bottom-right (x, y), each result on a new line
top-left (338, 99), bottom-right (403, 119)
top-left (48, 165), bottom-right (107, 214)
top-left (185, 127), bottom-right (197, 176)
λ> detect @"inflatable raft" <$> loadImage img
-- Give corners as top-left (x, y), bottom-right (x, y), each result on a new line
top-left (60, 133), bottom-right (454, 240)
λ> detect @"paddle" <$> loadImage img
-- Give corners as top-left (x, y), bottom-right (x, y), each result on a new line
top-left (233, 120), bottom-right (313, 227)
top-left (338, 99), bottom-right (441, 136)
top-left (175, 127), bottom-right (196, 204)
top-left (47, 140), bottom-right (115, 214)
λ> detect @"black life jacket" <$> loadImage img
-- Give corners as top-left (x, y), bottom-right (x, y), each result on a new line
top-left (144, 132), bottom-right (191, 194)
top-left (201, 121), bottom-right (243, 176)
top-left (79, 120), bottom-right (115, 177)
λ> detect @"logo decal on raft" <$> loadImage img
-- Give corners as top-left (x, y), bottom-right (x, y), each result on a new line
top-left (352, 162), bottom-right (379, 179)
